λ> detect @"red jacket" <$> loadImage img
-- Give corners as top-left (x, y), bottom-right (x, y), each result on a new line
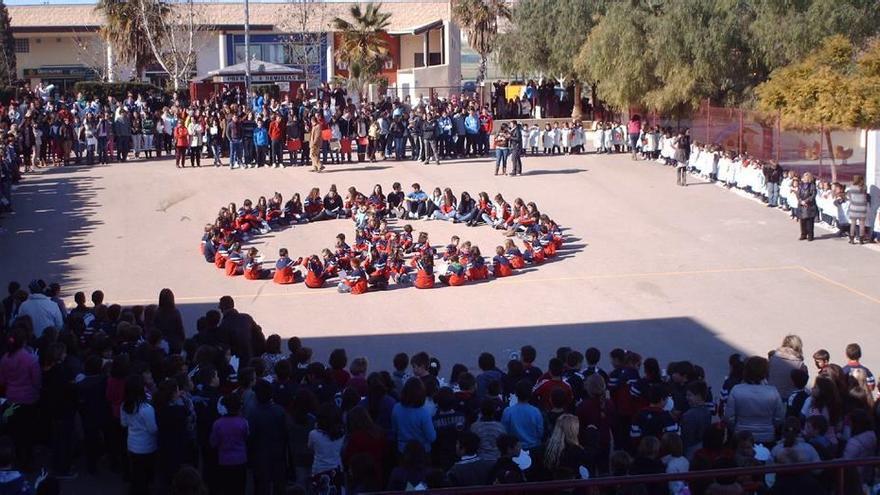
top-left (268, 120), bottom-right (285, 141)
top-left (174, 126), bottom-right (189, 147)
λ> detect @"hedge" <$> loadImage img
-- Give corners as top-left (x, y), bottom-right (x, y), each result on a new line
top-left (73, 81), bottom-right (165, 101)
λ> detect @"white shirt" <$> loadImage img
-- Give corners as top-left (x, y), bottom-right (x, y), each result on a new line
top-left (16, 294), bottom-right (64, 338)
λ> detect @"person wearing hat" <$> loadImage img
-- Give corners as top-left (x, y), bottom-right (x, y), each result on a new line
top-left (16, 279), bottom-right (64, 338)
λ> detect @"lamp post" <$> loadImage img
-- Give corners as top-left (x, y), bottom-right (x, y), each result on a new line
top-left (244, 0), bottom-right (252, 106)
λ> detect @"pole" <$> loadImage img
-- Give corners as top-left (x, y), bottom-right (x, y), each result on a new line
top-left (818, 123), bottom-right (824, 179)
top-left (705, 98), bottom-right (710, 144)
top-left (776, 110), bottom-right (781, 163)
top-left (244, 0), bottom-right (252, 106)
top-left (738, 107), bottom-right (743, 155)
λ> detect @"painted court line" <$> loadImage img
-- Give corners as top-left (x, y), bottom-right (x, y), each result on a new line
top-left (110, 264), bottom-right (806, 305)
top-left (796, 266), bottom-right (880, 306)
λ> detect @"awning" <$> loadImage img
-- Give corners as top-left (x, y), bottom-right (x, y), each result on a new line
top-left (195, 60), bottom-right (305, 83)
top-left (388, 19), bottom-right (444, 36)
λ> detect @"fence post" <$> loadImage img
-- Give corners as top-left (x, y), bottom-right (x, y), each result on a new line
top-left (836, 465), bottom-right (845, 495)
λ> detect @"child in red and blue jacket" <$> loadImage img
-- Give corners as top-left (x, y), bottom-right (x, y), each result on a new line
top-left (338, 257), bottom-right (368, 294)
top-left (273, 248), bottom-right (300, 285)
top-left (492, 246), bottom-right (513, 277)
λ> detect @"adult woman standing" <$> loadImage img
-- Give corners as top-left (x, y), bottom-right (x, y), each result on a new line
top-left (174, 119), bottom-right (189, 168)
top-left (153, 288), bottom-right (185, 354)
top-left (724, 356), bottom-right (785, 445)
top-left (121, 374), bottom-right (159, 495)
top-left (493, 124), bottom-right (510, 175)
top-left (797, 172), bottom-right (818, 241)
top-left (767, 334), bottom-right (807, 400)
top-left (845, 175), bottom-right (869, 244)
top-left (187, 117), bottom-right (203, 167)
top-left (627, 115), bottom-right (642, 160)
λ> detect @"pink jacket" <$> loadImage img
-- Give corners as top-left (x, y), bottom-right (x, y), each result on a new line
top-left (0, 349), bottom-right (41, 404)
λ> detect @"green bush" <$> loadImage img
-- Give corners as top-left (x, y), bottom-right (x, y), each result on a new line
top-left (73, 81), bottom-right (165, 101)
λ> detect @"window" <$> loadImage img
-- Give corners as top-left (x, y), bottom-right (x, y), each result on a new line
top-left (14, 39), bottom-right (29, 53)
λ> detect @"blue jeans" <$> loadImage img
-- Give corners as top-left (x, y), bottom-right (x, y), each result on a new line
top-left (212, 142), bottom-right (222, 165)
top-left (767, 182), bottom-right (780, 206)
top-left (495, 148), bottom-right (509, 173)
top-left (394, 137), bottom-right (405, 160)
top-left (229, 139), bottom-right (242, 166)
top-left (455, 209), bottom-right (478, 223)
top-left (97, 136), bottom-right (109, 163)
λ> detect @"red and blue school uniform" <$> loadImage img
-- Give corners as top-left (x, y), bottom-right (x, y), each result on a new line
top-left (506, 247), bottom-right (526, 269)
top-left (273, 256), bottom-right (298, 284)
top-left (492, 255), bottom-right (513, 277)
top-left (303, 258), bottom-right (326, 288)
top-left (236, 207), bottom-right (260, 233)
top-left (225, 251), bottom-right (243, 276)
top-left (366, 254), bottom-right (390, 289)
top-left (442, 244), bottom-right (458, 261)
top-left (303, 196), bottom-right (323, 218)
top-left (342, 267), bottom-right (369, 294)
top-left (399, 232), bottom-right (414, 252)
top-left (368, 193), bottom-right (386, 215)
top-left (322, 253), bottom-right (340, 277)
top-left (539, 232), bottom-right (557, 257)
top-left (335, 242), bottom-right (353, 270)
top-left (466, 257), bottom-right (489, 281)
top-left (440, 262), bottom-right (466, 286)
top-left (214, 244), bottom-right (229, 269)
top-left (513, 208), bottom-right (536, 232)
top-left (353, 235), bottom-right (370, 253)
top-left (201, 233), bottom-right (216, 261)
top-left (414, 260), bottom-right (434, 289)
top-left (265, 200), bottom-right (283, 225)
top-left (546, 221), bottom-right (564, 248)
top-left (523, 241), bottom-right (545, 264)
top-left (389, 257), bottom-right (409, 282)
top-left (244, 256), bottom-right (268, 280)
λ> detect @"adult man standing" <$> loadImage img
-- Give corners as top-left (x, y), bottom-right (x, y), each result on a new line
top-left (509, 120), bottom-right (523, 176)
top-left (226, 115), bottom-right (242, 169)
top-left (17, 280), bottom-right (64, 338)
top-left (421, 113), bottom-right (440, 165)
top-left (309, 116), bottom-right (324, 172)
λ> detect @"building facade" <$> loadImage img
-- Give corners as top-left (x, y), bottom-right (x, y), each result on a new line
top-left (8, 1), bottom-right (461, 100)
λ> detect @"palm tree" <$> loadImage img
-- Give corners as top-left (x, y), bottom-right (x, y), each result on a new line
top-left (95, 0), bottom-right (165, 80)
top-left (453, 0), bottom-right (510, 85)
top-left (332, 2), bottom-right (392, 100)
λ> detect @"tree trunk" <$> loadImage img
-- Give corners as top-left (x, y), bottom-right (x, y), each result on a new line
top-left (571, 82), bottom-right (583, 121)
top-left (477, 54), bottom-right (487, 85)
top-left (824, 129), bottom-right (837, 183)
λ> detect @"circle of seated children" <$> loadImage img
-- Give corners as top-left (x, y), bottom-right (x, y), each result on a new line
top-left (199, 182), bottom-right (567, 294)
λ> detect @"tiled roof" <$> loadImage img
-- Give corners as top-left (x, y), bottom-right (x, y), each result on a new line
top-left (9, 1), bottom-right (451, 31)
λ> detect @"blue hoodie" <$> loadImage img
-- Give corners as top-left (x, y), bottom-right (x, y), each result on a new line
top-left (253, 126), bottom-right (269, 147)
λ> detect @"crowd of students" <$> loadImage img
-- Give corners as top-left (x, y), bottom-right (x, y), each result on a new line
top-left (2, 278), bottom-right (879, 495)
top-left (617, 115), bottom-right (877, 244)
top-left (200, 182), bottom-right (567, 293)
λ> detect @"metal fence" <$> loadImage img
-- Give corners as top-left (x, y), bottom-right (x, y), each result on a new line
top-left (371, 456), bottom-right (880, 495)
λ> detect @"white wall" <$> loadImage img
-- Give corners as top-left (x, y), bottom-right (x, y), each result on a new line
top-left (866, 130), bottom-right (880, 229)
top-left (195, 31), bottom-right (221, 76)
top-left (399, 31), bottom-right (443, 70)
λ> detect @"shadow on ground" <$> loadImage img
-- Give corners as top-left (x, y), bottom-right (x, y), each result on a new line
top-left (1, 167), bottom-right (104, 291)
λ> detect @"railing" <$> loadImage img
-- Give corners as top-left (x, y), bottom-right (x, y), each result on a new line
top-left (370, 456), bottom-right (880, 495)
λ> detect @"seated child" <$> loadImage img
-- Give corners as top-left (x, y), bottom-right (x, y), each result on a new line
top-left (273, 248), bottom-right (300, 285)
top-left (321, 248), bottom-right (340, 278)
top-left (365, 248), bottom-right (390, 290)
top-left (414, 253), bottom-right (435, 289)
top-left (244, 247), bottom-right (269, 280)
top-left (338, 257), bottom-right (368, 294)
top-left (399, 224), bottom-right (414, 252)
top-left (283, 193), bottom-right (307, 224)
top-left (539, 226), bottom-right (557, 258)
top-left (504, 239), bottom-right (525, 269)
top-left (302, 255), bottom-right (327, 289)
top-left (214, 238), bottom-right (231, 269)
top-left (443, 236), bottom-right (460, 261)
top-left (225, 244), bottom-right (244, 276)
top-left (335, 234), bottom-right (352, 271)
top-left (466, 246), bottom-right (489, 281)
top-left (492, 246), bottom-right (513, 277)
top-left (265, 193), bottom-right (283, 226)
top-left (438, 255), bottom-right (466, 286)
top-left (523, 233), bottom-right (545, 264)
top-left (388, 248), bottom-right (410, 285)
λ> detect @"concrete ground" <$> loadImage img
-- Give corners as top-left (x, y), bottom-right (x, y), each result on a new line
top-left (3, 151), bottom-right (879, 391)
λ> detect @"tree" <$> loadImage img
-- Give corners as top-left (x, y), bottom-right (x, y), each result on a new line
top-left (137, 0), bottom-right (210, 91)
top-left (497, 0), bottom-right (605, 119)
top-left (95, 0), bottom-right (164, 80)
top-left (331, 2), bottom-right (391, 100)
top-left (0, 1), bottom-right (16, 86)
top-left (756, 35), bottom-right (880, 181)
top-left (452, 0), bottom-right (510, 86)
top-left (278, 0), bottom-right (328, 90)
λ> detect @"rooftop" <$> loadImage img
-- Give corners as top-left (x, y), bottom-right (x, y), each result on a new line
top-left (8, 1), bottom-right (451, 32)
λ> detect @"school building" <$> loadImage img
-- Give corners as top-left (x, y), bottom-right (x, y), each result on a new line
top-left (7, 0), bottom-right (462, 99)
